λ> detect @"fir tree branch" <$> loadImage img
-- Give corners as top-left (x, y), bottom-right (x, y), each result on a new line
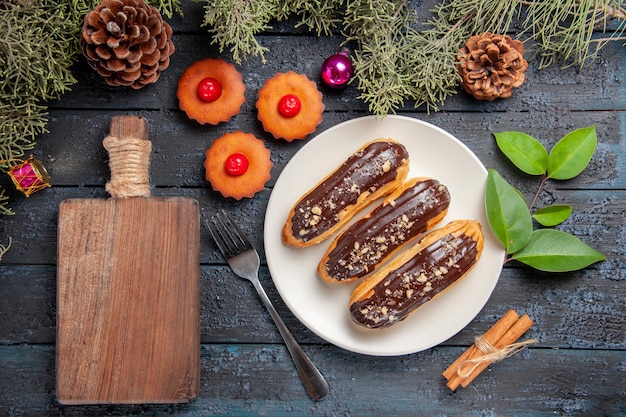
top-left (0, 189), bottom-right (14, 216)
top-left (344, 0), bottom-right (523, 114)
top-left (199, 0), bottom-right (281, 64)
top-left (277, 0), bottom-right (344, 36)
top-left (193, 0), bottom-right (623, 114)
top-left (147, 0), bottom-right (182, 18)
top-left (0, 236), bottom-right (12, 261)
top-left (0, 99), bottom-right (46, 168)
top-left (522, 0), bottom-right (626, 69)
top-left (0, 0), bottom-right (181, 219)
top-left (342, 0), bottom-right (417, 115)
top-left (0, 1), bottom-right (74, 187)
top-left (0, 4), bottom-right (78, 102)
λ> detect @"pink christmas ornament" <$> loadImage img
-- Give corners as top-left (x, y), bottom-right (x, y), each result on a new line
top-left (321, 48), bottom-right (354, 89)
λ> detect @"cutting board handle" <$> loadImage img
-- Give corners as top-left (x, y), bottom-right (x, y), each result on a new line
top-left (103, 115), bottom-right (152, 198)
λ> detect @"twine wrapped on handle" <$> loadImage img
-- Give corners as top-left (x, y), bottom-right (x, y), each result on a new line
top-left (103, 134), bottom-right (152, 198)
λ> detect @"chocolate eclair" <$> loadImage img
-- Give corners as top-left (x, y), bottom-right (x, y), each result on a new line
top-left (282, 139), bottom-right (410, 247)
top-left (349, 219), bottom-right (484, 329)
top-left (318, 177), bottom-right (450, 283)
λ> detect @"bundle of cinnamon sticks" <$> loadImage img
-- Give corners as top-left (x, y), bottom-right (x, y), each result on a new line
top-left (443, 309), bottom-right (536, 390)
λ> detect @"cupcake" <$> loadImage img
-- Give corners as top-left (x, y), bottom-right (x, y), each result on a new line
top-left (204, 131), bottom-right (272, 200)
top-left (177, 58), bottom-right (246, 125)
top-left (256, 71), bottom-right (324, 141)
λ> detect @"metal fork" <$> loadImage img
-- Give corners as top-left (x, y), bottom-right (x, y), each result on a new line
top-left (207, 211), bottom-right (329, 401)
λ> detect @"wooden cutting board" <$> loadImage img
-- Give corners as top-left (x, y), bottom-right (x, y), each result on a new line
top-left (56, 116), bottom-right (200, 405)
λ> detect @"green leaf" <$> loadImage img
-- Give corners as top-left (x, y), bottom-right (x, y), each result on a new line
top-left (494, 131), bottom-right (549, 175)
top-left (485, 169), bottom-right (533, 254)
top-left (547, 126), bottom-right (597, 180)
top-left (511, 229), bottom-right (605, 272)
top-left (532, 204), bottom-right (573, 227)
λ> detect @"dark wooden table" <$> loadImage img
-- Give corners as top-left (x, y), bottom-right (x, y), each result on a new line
top-left (1, 1), bottom-right (625, 415)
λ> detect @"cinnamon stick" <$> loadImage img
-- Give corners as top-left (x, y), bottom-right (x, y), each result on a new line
top-left (443, 310), bottom-right (535, 390)
top-left (442, 309), bottom-right (519, 383)
top-left (459, 314), bottom-right (534, 388)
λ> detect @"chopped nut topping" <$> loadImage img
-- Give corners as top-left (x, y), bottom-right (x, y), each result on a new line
top-left (381, 160), bottom-right (391, 172)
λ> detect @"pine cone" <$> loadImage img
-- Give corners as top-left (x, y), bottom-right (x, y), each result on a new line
top-left (456, 32), bottom-right (528, 101)
top-left (81, 0), bottom-right (174, 89)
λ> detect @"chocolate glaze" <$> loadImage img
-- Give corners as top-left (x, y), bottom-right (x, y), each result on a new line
top-left (323, 179), bottom-right (450, 281)
top-left (350, 232), bottom-right (478, 329)
top-left (290, 140), bottom-right (409, 243)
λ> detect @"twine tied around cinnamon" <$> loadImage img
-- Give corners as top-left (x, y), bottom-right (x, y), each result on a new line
top-left (456, 335), bottom-right (537, 379)
top-left (103, 134), bottom-right (152, 198)
top-left (443, 309), bottom-right (535, 390)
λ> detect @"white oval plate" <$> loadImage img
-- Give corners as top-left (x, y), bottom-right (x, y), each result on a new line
top-left (264, 115), bottom-right (504, 356)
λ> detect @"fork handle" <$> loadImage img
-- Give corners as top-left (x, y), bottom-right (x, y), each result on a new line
top-left (251, 280), bottom-right (330, 401)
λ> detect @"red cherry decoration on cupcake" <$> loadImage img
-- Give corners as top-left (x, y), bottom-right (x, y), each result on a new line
top-left (224, 153), bottom-right (249, 176)
top-left (197, 77), bottom-right (223, 102)
top-left (277, 94), bottom-right (302, 117)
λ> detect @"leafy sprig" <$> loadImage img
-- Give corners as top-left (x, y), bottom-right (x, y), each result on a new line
top-left (485, 126), bottom-right (606, 272)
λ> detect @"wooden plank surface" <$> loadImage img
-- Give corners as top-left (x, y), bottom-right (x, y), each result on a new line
top-left (1, 344), bottom-right (624, 416)
top-left (0, 0), bottom-right (624, 415)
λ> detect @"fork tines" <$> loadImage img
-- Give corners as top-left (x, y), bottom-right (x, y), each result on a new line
top-left (207, 211), bottom-right (254, 259)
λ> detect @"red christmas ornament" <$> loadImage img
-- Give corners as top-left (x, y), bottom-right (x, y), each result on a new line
top-left (5, 156), bottom-right (51, 197)
top-left (321, 48), bottom-right (354, 89)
